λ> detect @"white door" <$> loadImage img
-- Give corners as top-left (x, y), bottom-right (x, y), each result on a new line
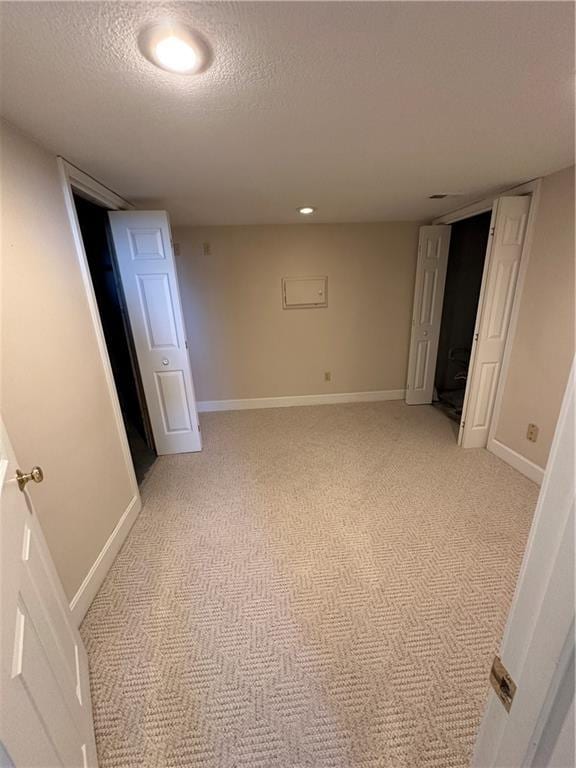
top-left (405, 226), bottom-right (451, 405)
top-left (0, 422), bottom-right (98, 767)
top-left (472, 363), bottom-right (574, 766)
top-left (460, 196), bottom-right (531, 448)
top-left (108, 211), bottom-right (201, 455)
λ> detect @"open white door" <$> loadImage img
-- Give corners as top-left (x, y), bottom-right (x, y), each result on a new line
top-left (460, 196), bottom-right (531, 448)
top-left (472, 363), bottom-right (574, 766)
top-left (0, 421), bottom-right (98, 767)
top-left (405, 226), bottom-right (451, 405)
top-left (108, 211), bottom-right (201, 455)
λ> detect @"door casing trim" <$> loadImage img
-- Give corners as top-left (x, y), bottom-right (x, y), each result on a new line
top-left (58, 157), bottom-right (141, 622)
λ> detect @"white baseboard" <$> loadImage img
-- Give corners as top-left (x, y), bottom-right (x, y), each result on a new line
top-left (69, 493), bottom-right (141, 625)
top-left (488, 438), bottom-right (545, 486)
top-left (197, 389), bottom-right (406, 413)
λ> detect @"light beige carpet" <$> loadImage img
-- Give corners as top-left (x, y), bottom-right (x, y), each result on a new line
top-left (81, 402), bottom-right (538, 768)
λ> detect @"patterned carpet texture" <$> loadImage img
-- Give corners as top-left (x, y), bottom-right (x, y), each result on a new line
top-left (81, 402), bottom-right (538, 768)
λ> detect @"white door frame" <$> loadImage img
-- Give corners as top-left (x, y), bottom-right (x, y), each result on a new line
top-left (58, 158), bottom-right (142, 619)
top-left (432, 179), bottom-right (541, 466)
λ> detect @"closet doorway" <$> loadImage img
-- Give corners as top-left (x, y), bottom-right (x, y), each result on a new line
top-left (433, 212), bottom-right (491, 425)
top-left (406, 191), bottom-right (534, 450)
top-left (73, 193), bottom-right (157, 484)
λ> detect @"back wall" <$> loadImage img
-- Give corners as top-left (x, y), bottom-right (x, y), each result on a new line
top-left (174, 223), bottom-right (420, 403)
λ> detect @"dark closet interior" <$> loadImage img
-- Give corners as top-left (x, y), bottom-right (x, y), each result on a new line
top-left (73, 194), bottom-right (157, 484)
top-left (433, 210), bottom-right (492, 423)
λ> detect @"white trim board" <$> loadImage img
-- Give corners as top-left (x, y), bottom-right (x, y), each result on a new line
top-left (58, 157), bottom-right (133, 210)
top-left (69, 494), bottom-right (141, 625)
top-left (198, 389), bottom-right (406, 412)
top-left (432, 178), bottom-right (539, 226)
top-left (488, 438), bottom-right (544, 486)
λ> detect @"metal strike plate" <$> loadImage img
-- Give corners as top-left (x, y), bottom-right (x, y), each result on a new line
top-left (490, 655), bottom-right (517, 712)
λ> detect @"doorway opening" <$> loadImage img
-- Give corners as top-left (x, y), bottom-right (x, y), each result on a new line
top-left (73, 193), bottom-right (157, 484)
top-left (433, 211), bottom-right (492, 425)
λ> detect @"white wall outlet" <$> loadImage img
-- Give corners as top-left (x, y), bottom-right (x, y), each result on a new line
top-left (202, 241), bottom-right (211, 256)
top-left (527, 423), bottom-right (539, 443)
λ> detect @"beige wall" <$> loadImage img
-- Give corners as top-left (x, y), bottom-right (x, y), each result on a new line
top-left (1, 120), bottom-right (134, 600)
top-left (174, 223), bottom-right (420, 401)
top-left (495, 165), bottom-right (575, 469)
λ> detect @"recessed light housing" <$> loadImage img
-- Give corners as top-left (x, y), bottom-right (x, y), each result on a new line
top-left (139, 22), bottom-right (211, 75)
top-left (298, 206), bottom-right (316, 215)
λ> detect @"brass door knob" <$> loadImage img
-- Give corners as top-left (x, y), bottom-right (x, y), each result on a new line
top-left (16, 466), bottom-right (44, 492)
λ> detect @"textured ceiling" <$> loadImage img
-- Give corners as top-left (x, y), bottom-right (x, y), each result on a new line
top-left (1, 2), bottom-right (574, 225)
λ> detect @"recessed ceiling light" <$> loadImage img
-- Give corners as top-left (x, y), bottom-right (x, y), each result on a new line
top-left (138, 22), bottom-right (211, 75)
top-left (298, 206), bottom-right (316, 215)
top-left (155, 35), bottom-right (197, 72)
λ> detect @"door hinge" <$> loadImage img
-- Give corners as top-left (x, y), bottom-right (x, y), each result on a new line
top-left (185, 340), bottom-right (188, 349)
top-left (474, 333), bottom-right (479, 341)
top-left (490, 656), bottom-right (517, 712)
top-left (490, 227), bottom-right (495, 236)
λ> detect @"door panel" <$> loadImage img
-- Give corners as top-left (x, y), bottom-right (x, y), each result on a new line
top-left (108, 211), bottom-right (201, 455)
top-left (13, 601), bottom-right (82, 766)
top-left (414, 340), bottom-right (430, 390)
top-left (470, 361), bottom-right (499, 429)
top-left (128, 227), bottom-right (165, 259)
top-left (137, 274), bottom-right (179, 349)
top-left (405, 226), bottom-right (452, 405)
top-left (460, 196), bottom-right (530, 448)
top-left (155, 370), bottom-right (193, 432)
top-left (0, 422), bottom-right (98, 767)
top-left (486, 260), bottom-right (520, 339)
